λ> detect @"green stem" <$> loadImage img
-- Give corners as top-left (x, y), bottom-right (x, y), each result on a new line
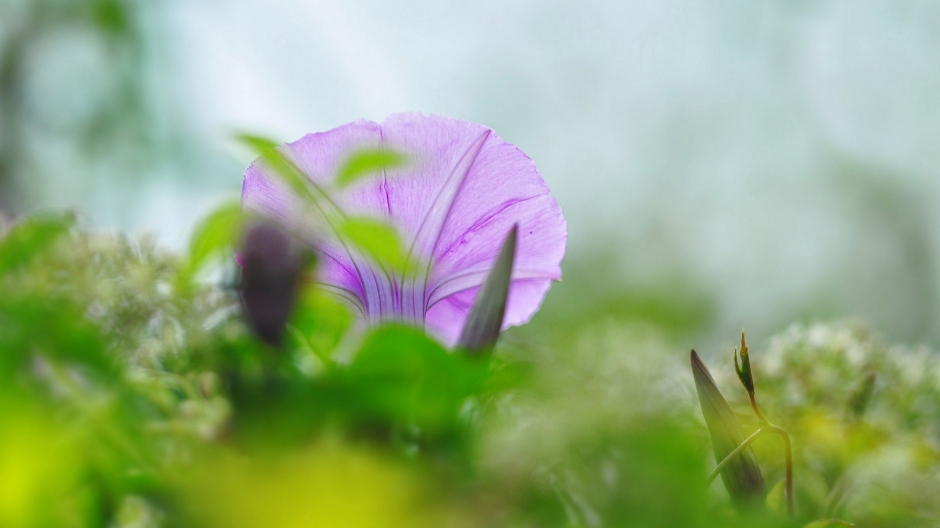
top-left (706, 426), bottom-right (767, 484)
top-left (764, 422), bottom-right (794, 517)
top-left (707, 420), bottom-right (794, 517)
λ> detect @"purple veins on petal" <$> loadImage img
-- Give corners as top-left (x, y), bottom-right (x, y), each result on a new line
top-left (241, 112), bottom-right (567, 346)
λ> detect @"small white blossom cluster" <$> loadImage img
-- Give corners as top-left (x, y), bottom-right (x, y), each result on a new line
top-left (757, 321), bottom-right (940, 439)
top-left (732, 321), bottom-right (940, 522)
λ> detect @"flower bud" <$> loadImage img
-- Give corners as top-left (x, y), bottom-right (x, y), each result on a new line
top-left (238, 222), bottom-right (309, 346)
top-left (734, 331), bottom-right (755, 395)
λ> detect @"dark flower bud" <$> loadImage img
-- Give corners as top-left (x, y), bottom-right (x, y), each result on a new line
top-left (238, 222), bottom-right (309, 346)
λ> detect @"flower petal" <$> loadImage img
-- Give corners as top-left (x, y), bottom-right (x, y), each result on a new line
top-left (243, 152), bottom-right (369, 319)
top-left (241, 113), bottom-right (566, 345)
top-left (426, 278), bottom-right (553, 346)
top-left (386, 114), bottom-right (565, 342)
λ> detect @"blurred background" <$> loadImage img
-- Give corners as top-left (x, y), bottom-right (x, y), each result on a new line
top-left (2, 0), bottom-right (940, 351)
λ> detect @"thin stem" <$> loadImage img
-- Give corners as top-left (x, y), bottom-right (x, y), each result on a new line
top-left (764, 423), bottom-right (794, 517)
top-left (707, 426), bottom-right (766, 484)
top-left (734, 333), bottom-right (795, 517)
top-left (749, 391), bottom-right (768, 423)
top-left (750, 393), bottom-right (794, 518)
top-left (707, 422), bottom-right (794, 517)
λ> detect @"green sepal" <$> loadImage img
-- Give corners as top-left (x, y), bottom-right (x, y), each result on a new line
top-left (734, 331), bottom-right (755, 394)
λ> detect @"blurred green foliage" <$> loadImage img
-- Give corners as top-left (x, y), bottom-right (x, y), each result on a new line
top-left (335, 148), bottom-right (407, 189)
top-left (1, 204), bottom-right (939, 527)
top-left (717, 322), bottom-right (940, 527)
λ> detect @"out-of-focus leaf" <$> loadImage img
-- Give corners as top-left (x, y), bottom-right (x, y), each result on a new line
top-left (336, 148), bottom-right (406, 189)
top-left (183, 201), bottom-right (245, 278)
top-left (237, 134), bottom-right (315, 202)
top-left (690, 350), bottom-right (765, 506)
top-left (346, 325), bottom-right (486, 431)
top-left (0, 396), bottom-right (84, 527)
top-left (339, 216), bottom-right (412, 273)
top-left (766, 478), bottom-right (785, 514)
top-left (804, 520), bottom-right (854, 527)
top-left (92, 0), bottom-right (129, 35)
top-left (177, 442), bottom-right (451, 528)
top-left (289, 287), bottom-right (353, 364)
top-left (0, 213), bottom-right (74, 274)
top-left (457, 225), bottom-right (516, 355)
top-left (237, 134), bottom-right (279, 153)
top-left (0, 298), bottom-right (112, 381)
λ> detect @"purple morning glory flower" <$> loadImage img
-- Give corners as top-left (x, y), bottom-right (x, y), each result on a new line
top-left (241, 113), bottom-right (566, 346)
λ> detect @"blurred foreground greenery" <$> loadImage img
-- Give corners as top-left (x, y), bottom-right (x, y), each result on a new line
top-left (1, 209), bottom-right (940, 527)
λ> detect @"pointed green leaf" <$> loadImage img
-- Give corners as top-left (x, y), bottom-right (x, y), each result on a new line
top-left (691, 350), bottom-right (765, 506)
top-left (457, 226), bottom-right (517, 356)
top-left (182, 200), bottom-right (245, 278)
top-left (236, 133), bottom-right (316, 202)
top-left (336, 148), bottom-right (406, 189)
top-left (338, 216), bottom-right (413, 273)
top-left (237, 134), bottom-right (279, 153)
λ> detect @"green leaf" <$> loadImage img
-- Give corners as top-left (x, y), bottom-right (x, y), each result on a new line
top-left (457, 225), bottom-right (516, 355)
top-left (0, 213), bottom-right (74, 274)
top-left (690, 350), bottom-right (765, 507)
top-left (237, 134), bottom-right (280, 153)
top-left (92, 0), bottom-right (129, 35)
top-left (346, 324), bottom-right (486, 431)
top-left (236, 133), bottom-right (316, 202)
top-left (288, 286), bottom-right (354, 364)
top-left (804, 520), bottom-right (854, 527)
top-left (0, 297), bottom-right (112, 382)
top-left (336, 148), bottom-right (406, 189)
top-left (338, 216), bottom-right (412, 273)
top-left (766, 478), bottom-right (786, 514)
top-left (181, 201), bottom-right (245, 278)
